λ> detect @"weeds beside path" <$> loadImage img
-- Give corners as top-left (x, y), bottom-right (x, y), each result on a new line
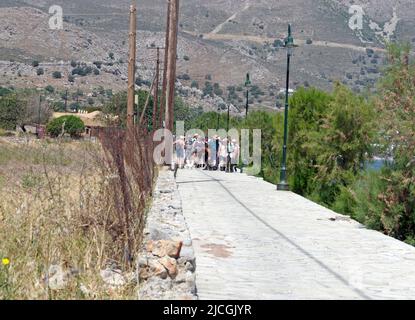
top-left (0, 133), bottom-right (154, 299)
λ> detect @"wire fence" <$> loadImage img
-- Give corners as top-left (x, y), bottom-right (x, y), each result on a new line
top-left (96, 126), bottom-right (155, 267)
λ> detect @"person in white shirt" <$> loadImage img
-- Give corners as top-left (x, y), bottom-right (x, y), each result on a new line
top-left (174, 136), bottom-right (185, 169)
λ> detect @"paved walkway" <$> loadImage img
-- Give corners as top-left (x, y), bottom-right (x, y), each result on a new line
top-left (176, 169), bottom-right (415, 300)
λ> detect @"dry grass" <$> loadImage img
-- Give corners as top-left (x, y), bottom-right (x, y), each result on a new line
top-left (0, 136), bottom-right (146, 299)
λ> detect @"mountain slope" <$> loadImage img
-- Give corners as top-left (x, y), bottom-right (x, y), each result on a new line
top-left (0, 0), bottom-right (414, 111)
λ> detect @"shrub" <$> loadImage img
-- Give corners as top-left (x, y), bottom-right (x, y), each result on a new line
top-left (93, 61), bottom-right (102, 69)
top-left (70, 60), bottom-right (77, 68)
top-left (135, 77), bottom-right (151, 87)
top-left (97, 86), bottom-right (105, 95)
top-left (178, 73), bottom-right (191, 81)
top-left (69, 103), bottom-right (80, 112)
top-left (71, 67), bottom-right (80, 75)
top-left (72, 66), bottom-right (93, 77)
top-left (32, 60), bottom-right (39, 67)
top-left (45, 85), bottom-right (55, 93)
top-left (366, 48), bottom-right (374, 56)
top-left (332, 170), bottom-right (387, 231)
top-left (183, 55), bottom-right (190, 61)
top-left (191, 80), bottom-right (199, 89)
top-left (362, 44), bottom-right (415, 244)
top-left (36, 68), bottom-right (44, 76)
top-left (52, 101), bottom-right (66, 112)
top-left (213, 83), bottom-right (223, 96)
top-left (47, 115), bottom-right (85, 138)
top-left (108, 52), bottom-right (115, 60)
top-left (288, 84), bottom-right (375, 204)
top-left (52, 71), bottom-right (62, 79)
top-left (68, 74), bottom-right (75, 83)
top-left (102, 90), bottom-right (157, 127)
top-left (306, 38), bottom-right (313, 45)
top-left (273, 39), bottom-right (283, 48)
top-left (0, 87), bottom-right (12, 97)
top-left (203, 82), bottom-right (213, 97)
top-left (0, 94), bottom-right (26, 130)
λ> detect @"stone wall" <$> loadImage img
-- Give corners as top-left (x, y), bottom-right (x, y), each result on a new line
top-left (137, 168), bottom-right (198, 300)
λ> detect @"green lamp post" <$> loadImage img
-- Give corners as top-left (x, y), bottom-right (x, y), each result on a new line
top-left (277, 24), bottom-right (295, 191)
top-left (245, 73), bottom-right (252, 118)
top-left (217, 106), bottom-right (220, 130)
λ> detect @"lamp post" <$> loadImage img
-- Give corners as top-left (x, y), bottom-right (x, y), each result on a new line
top-left (277, 24), bottom-right (295, 191)
top-left (217, 106), bottom-right (220, 130)
top-left (226, 103), bottom-right (231, 173)
top-left (245, 73), bottom-right (251, 118)
top-left (240, 73), bottom-right (252, 173)
top-left (226, 103), bottom-right (230, 132)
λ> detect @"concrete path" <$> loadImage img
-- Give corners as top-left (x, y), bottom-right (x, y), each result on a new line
top-left (176, 169), bottom-right (415, 300)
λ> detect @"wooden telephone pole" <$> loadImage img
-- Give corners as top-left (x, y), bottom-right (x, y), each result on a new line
top-left (164, 0), bottom-right (179, 132)
top-left (127, 2), bottom-right (137, 129)
top-left (147, 46), bottom-right (166, 130)
top-left (148, 47), bottom-right (161, 130)
top-left (159, 0), bottom-right (171, 129)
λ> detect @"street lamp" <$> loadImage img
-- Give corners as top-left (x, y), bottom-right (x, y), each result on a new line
top-left (226, 103), bottom-right (230, 132)
top-left (226, 103), bottom-right (231, 173)
top-left (245, 73), bottom-right (252, 118)
top-left (217, 106), bottom-right (220, 130)
top-left (240, 73), bottom-right (252, 173)
top-left (277, 24), bottom-right (295, 191)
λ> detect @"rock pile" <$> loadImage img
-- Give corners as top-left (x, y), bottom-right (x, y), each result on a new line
top-left (137, 169), bottom-right (198, 300)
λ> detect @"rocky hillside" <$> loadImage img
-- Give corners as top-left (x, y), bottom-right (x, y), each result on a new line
top-left (0, 0), bottom-right (414, 112)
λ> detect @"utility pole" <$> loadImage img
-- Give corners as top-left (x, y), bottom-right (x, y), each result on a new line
top-left (37, 94), bottom-right (42, 138)
top-left (160, 0), bottom-right (171, 129)
top-left (147, 46), bottom-right (165, 130)
top-left (164, 0), bottom-right (179, 133)
top-left (245, 73), bottom-right (251, 118)
top-left (154, 48), bottom-right (161, 130)
top-left (127, 2), bottom-right (137, 129)
top-left (64, 89), bottom-right (68, 111)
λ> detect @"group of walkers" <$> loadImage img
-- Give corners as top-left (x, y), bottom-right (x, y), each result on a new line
top-left (173, 134), bottom-right (240, 172)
